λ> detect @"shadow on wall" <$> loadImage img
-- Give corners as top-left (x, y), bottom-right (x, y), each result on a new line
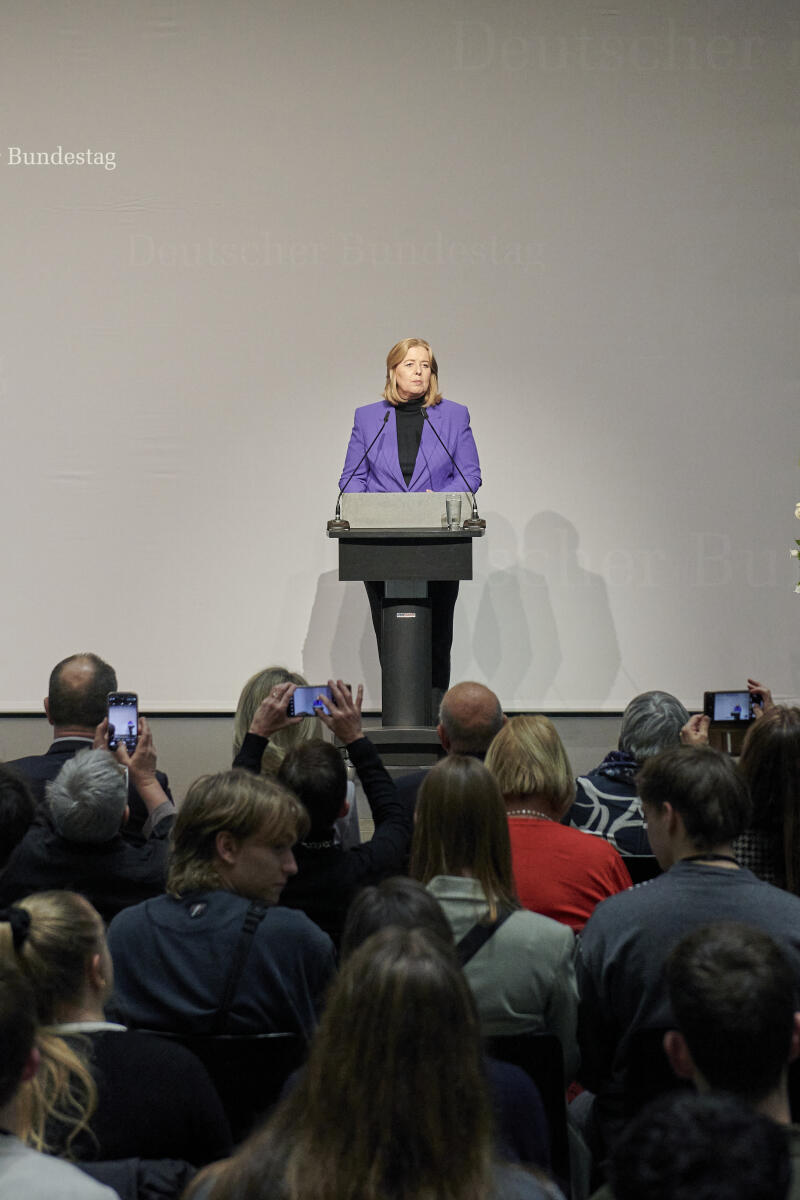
top-left (456, 510), bottom-right (621, 708)
top-left (521, 511), bottom-right (620, 706)
top-left (302, 573), bottom-right (382, 706)
top-left (303, 511), bottom-right (620, 710)
top-left (452, 510), bottom-right (561, 698)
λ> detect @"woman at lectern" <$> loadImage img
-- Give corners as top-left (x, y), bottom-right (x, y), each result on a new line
top-left (337, 337), bottom-right (482, 705)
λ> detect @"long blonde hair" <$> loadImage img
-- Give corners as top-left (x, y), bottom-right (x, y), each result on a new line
top-left (382, 337), bottom-right (443, 407)
top-left (0, 892), bottom-right (100, 1155)
top-left (232, 666), bottom-right (314, 775)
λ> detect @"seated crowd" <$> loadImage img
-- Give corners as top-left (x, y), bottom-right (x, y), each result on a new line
top-left (0, 653), bottom-right (799, 1199)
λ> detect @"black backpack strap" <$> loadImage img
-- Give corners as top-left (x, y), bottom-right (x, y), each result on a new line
top-left (214, 901), bottom-right (268, 1033)
top-left (456, 908), bottom-right (514, 967)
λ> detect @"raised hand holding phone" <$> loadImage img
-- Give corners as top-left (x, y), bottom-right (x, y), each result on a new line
top-left (314, 680), bottom-right (363, 745)
top-left (248, 682), bottom-right (303, 738)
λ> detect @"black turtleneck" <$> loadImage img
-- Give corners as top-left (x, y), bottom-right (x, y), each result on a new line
top-left (395, 396), bottom-right (425, 485)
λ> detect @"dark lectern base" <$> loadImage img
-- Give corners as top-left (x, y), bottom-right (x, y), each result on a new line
top-left (362, 724), bottom-right (445, 775)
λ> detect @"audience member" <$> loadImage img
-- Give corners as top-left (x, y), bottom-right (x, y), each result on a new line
top-left (339, 875), bottom-right (453, 960)
top-left (566, 690), bottom-right (692, 860)
top-left (233, 671), bottom-right (361, 848)
top-left (577, 746), bottom-right (800, 1148)
top-left (0, 766), bottom-right (35, 867)
top-left (394, 680), bottom-right (505, 814)
top-left (187, 927), bottom-right (566, 1200)
top-left (485, 716), bottom-right (631, 931)
top-left (340, 876), bottom-right (553, 1171)
top-left (597, 1091), bottom-right (791, 1200)
top-left (733, 704), bottom-right (800, 891)
top-left (411, 754), bottom-right (579, 1078)
top-left (0, 960), bottom-right (116, 1199)
top-left (0, 725), bottom-right (174, 922)
top-left (594, 922), bottom-right (800, 1196)
top-left (106, 768), bottom-right (335, 1036)
top-left (666, 921), bottom-right (800, 1113)
top-left (272, 680), bottom-right (411, 946)
top-left (233, 667), bottom-right (311, 776)
top-left (0, 891), bottom-right (232, 1166)
top-left (4, 652), bottom-right (172, 838)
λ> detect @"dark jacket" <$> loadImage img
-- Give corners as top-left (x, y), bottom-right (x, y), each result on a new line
top-left (0, 809), bottom-right (173, 923)
top-left (235, 733), bottom-right (412, 947)
top-left (5, 737), bottom-right (173, 840)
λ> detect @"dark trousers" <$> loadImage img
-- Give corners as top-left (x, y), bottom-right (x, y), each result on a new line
top-left (364, 580), bottom-right (459, 693)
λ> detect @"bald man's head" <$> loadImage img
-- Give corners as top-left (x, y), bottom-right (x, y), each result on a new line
top-left (45, 653), bottom-right (117, 732)
top-left (438, 682), bottom-right (504, 754)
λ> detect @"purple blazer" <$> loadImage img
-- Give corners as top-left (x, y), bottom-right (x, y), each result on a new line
top-left (338, 398), bottom-right (482, 494)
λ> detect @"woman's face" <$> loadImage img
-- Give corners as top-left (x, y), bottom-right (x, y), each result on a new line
top-left (394, 346), bottom-right (431, 401)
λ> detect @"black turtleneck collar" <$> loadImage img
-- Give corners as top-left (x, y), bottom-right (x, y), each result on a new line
top-left (396, 398), bottom-right (425, 484)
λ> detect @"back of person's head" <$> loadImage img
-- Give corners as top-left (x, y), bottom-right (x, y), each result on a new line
top-left (167, 768), bottom-right (309, 897)
top-left (209, 927), bottom-right (494, 1200)
top-left (277, 740), bottom-right (347, 836)
top-left (438, 681), bottom-right (504, 754)
top-left (0, 892), bottom-right (105, 1024)
top-left (637, 746), bottom-right (752, 851)
top-left (619, 691), bottom-right (690, 763)
top-left (46, 748), bottom-right (127, 844)
top-left (0, 766), bottom-right (36, 866)
top-left (608, 1090), bottom-right (791, 1200)
top-left (666, 922), bottom-right (796, 1104)
top-left (739, 706), bottom-right (800, 891)
top-left (0, 896), bottom-right (99, 1151)
top-left (411, 754), bottom-right (518, 921)
top-left (485, 714), bottom-right (574, 816)
top-left (47, 653), bottom-right (117, 729)
top-left (340, 876), bottom-right (454, 962)
top-left (0, 960), bottom-right (37, 1109)
top-left (232, 666), bottom-right (313, 771)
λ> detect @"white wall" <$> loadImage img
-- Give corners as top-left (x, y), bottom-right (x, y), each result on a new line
top-left (1, 1), bottom-right (797, 712)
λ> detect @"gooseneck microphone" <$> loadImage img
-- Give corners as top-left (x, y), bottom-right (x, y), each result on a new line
top-left (421, 410), bottom-right (486, 530)
top-left (327, 410), bottom-right (390, 531)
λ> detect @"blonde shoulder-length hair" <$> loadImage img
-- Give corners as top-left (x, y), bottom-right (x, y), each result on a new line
top-left (232, 666), bottom-right (314, 775)
top-left (485, 714), bottom-right (575, 818)
top-left (382, 337), bottom-right (443, 408)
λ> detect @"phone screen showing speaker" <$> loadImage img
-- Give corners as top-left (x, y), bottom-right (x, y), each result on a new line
top-left (107, 693), bottom-right (138, 750)
top-left (706, 690), bottom-right (753, 722)
top-left (288, 686), bottom-right (333, 717)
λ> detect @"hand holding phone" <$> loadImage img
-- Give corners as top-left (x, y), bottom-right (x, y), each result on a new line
top-left (313, 680), bottom-right (363, 745)
top-left (114, 716), bottom-right (156, 781)
top-left (248, 683), bottom-right (303, 738)
top-left (747, 678), bottom-right (774, 717)
top-left (680, 713), bottom-right (710, 746)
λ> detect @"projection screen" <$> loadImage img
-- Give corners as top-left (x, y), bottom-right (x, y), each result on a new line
top-left (1, 0), bottom-right (797, 713)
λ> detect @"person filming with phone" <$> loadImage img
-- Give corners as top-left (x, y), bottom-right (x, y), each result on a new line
top-left (4, 652), bottom-right (173, 842)
top-left (0, 718), bottom-right (175, 923)
top-left (234, 678), bottom-right (411, 947)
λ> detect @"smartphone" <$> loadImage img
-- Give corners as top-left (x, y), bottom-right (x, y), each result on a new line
top-left (107, 692), bottom-right (139, 750)
top-left (702, 690), bottom-right (756, 724)
top-left (288, 685), bottom-right (349, 718)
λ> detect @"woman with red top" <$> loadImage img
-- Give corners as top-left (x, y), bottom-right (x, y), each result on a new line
top-left (485, 716), bottom-right (632, 932)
